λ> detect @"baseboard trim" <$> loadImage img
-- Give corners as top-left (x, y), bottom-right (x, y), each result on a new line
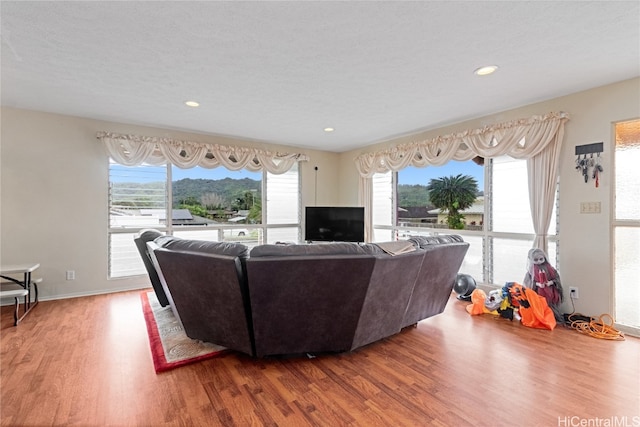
top-left (615, 323), bottom-right (640, 338)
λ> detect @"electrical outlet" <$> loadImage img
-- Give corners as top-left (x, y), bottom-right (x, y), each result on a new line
top-left (66, 270), bottom-right (75, 280)
top-left (569, 287), bottom-right (579, 299)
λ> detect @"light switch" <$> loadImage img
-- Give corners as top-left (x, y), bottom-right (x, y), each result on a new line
top-left (580, 202), bottom-right (601, 214)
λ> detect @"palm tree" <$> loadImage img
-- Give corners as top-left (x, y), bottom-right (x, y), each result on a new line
top-left (426, 174), bottom-right (478, 229)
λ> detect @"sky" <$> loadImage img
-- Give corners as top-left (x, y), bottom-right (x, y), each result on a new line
top-left (171, 166), bottom-right (261, 181)
top-left (170, 161), bottom-right (484, 186)
top-left (108, 163), bottom-right (261, 183)
top-left (172, 160), bottom-right (484, 190)
top-left (398, 160), bottom-right (484, 188)
top-left (111, 160), bottom-right (484, 187)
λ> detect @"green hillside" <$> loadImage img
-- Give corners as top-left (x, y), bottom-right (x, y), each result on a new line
top-left (398, 184), bottom-right (430, 207)
top-left (111, 177), bottom-right (261, 211)
top-left (172, 178), bottom-right (261, 208)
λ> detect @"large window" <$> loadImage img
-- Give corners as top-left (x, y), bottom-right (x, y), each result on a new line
top-left (614, 119), bottom-right (640, 331)
top-left (373, 156), bottom-right (558, 286)
top-left (108, 161), bottom-right (300, 278)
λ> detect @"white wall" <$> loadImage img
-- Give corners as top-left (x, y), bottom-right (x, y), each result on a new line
top-left (338, 77), bottom-right (640, 318)
top-left (0, 109), bottom-right (340, 299)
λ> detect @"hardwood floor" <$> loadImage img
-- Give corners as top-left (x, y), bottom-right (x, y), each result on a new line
top-left (1, 290), bottom-right (639, 427)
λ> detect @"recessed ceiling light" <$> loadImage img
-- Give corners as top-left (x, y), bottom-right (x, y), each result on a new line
top-left (185, 101), bottom-right (200, 107)
top-left (474, 65), bottom-right (499, 76)
top-left (324, 127), bottom-right (335, 132)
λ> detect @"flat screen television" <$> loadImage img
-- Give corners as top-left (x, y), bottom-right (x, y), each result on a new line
top-left (305, 206), bottom-right (365, 242)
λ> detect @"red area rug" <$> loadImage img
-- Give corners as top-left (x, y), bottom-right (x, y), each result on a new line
top-left (141, 292), bottom-right (228, 373)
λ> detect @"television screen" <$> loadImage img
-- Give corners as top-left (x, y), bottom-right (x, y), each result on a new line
top-left (305, 206), bottom-right (365, 242)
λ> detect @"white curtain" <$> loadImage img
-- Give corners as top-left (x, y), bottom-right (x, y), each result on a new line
top-left (355, 112), bottom-right (569, 247)
top-left (97, 131), bottom-right (309, 174)
top-left (527, 123), bottom-right (565, 252)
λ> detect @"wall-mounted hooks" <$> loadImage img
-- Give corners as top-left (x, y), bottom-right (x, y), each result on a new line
top-left (575, 142), bottom-right (604, 186)
top-left (575, 142), bottom-right (603, 156)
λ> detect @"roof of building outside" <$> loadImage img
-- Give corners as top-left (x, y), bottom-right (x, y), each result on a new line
top-left (139, 209), bottom-right (194, 220)
top-left (427, 198), bottom-right (485, 215)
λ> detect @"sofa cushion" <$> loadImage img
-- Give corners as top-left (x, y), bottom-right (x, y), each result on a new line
top-left (408, 234), bottom-right (464, 248)
top-left (249, 242), bottom-right (383, 257)
top-left (153, 235), bottom-right (181, 248)
top-left (155, 237), bottom-right (249, 259)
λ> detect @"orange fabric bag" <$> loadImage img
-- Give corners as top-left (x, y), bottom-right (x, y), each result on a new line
top-left (466, 289), bottom-right (498, 316)
top-left (516, 287), bottom-right (557, 330)
top-left (466, 289), bottom-right (487, 315)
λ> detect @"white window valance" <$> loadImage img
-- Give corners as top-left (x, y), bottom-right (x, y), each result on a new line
top-left (355, 112), bottom-right (569, 177)
top-left (356, 112), bottom-right (569, 251)
top-left (97, 131), bottom-right (309, 174)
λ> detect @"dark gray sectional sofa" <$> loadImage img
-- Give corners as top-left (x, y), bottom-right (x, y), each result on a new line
top-left (138, 231), bottom-right (469, 357)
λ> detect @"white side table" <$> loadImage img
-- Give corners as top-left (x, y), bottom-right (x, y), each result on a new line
top-left (1, 263), bottom-right (41, 325)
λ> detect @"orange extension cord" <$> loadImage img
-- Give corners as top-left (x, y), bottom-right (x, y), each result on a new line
top-left (565, 297), bottom-right (625, 341)
top-left (567, 313), bottom-right (625, 341)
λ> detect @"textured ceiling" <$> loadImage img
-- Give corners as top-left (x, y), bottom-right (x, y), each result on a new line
top-left (1, 1), bottom-right (639, 153)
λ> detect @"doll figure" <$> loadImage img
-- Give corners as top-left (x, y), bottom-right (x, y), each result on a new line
top-left (523, 248), bottom-right (564, 321)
